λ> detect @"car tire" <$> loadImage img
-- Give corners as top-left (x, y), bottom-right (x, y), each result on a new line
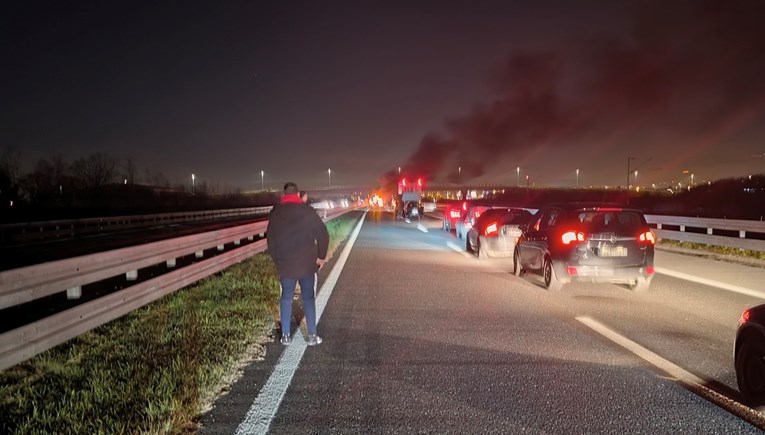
top-left (465, 237), bottom-right (472, 253)
top-left (543, 258), bottom-right (563, 292)
top-left (478, 240), bottom-right (488, 260)
top-left (513, 248), bottom-right (524, 276)
top-left (629, 276), bottom-right (652, 293)
top-left (736, 334), bottom-right (765, 408)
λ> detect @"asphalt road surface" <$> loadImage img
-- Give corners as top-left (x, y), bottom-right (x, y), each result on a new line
top-left (200, 209), bottom-right (765, 434)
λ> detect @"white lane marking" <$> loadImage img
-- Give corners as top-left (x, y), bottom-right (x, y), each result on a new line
top-left (236, 212), bottom-right (367, 435)
top-left (576, 316), bottom-right (765, 426)
top-left (416, 223), bottom-right (428, 233)
top-left (447, 241), bottom-right (472, 258)
top-left (576, 316), bottom-right (705, 385)
top-left (655, 267), bottom-right (765, 300)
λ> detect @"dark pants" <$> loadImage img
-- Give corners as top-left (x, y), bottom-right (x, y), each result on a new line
top-left (279, 273), bottom-right (318, 336)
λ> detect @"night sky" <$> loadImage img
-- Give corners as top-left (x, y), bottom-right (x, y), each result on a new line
top-left (3, 1), bottom-right (765, 191)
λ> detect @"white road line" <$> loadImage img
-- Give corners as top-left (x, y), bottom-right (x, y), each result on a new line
top-left (576, 316), bottom-right (705, 385)
top-left (576, 316), bottom-right (765, 426)
top-left (235, 212), bottom-right (367, 435)
top-left (416, 223), bottom-right (428, 233)
top-left (655, 267), bottom-right (765, 300)
top-left (447, 241), bottom-right (472, 258)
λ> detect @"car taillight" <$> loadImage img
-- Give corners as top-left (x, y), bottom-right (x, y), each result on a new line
top-left (485, 222), bottom-right (498, 236)
top-left (740, 309), bottom-right (750, 325)
top-left (646, 266), bottom-right (654, 275)
top-left (561, 231), bottom-right (585, 244)
top-left (639, 230), bottom-right (656, 244)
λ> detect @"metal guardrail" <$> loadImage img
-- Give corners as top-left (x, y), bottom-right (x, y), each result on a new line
top-left (0, 207), bottom-right (355, 371)
top-left (645, 214), bottom-right (765, 252)
top-left (0, 206), bottom-right (274, 244)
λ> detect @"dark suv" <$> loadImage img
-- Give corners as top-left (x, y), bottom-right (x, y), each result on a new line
top-left (513, 204), bottom-right (655, 292)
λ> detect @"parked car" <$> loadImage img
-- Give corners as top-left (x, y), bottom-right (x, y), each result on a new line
top-left (442, 201), bottom-right (467, 232)
top-left (513, 204), bottom-right (655, 292)
top-left (734, 303), bottom-right (765, 408)
top-left (455, 205), bottom-right (489, 240)
top-left (466, 208), bottom-right (532, 260)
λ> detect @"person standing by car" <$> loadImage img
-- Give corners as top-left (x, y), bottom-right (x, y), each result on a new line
top-left (267, 182), bottom-right (329, 346)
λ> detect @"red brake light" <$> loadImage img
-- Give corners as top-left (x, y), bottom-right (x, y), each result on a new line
top-left (561, 231), bottom-right (585, 244)
top-left (646, 266), bottom-right (654, 275)
top-left (485, 222), bottom-right (498, 236)
top-left (639, 231), bottom-right (656, 244)
top-left (401, 179), bottom-right (406, 186)
top-left (740, 309), bottom-right (750, 325)
top-left (566, 267), bottom-right (578, 275)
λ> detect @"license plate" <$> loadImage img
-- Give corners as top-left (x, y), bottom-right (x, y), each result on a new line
top-left (599, 245), bottom-right (627, 257)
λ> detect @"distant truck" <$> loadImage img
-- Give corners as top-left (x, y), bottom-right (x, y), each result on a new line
top-left (397, 177), bottom-right (425, 220)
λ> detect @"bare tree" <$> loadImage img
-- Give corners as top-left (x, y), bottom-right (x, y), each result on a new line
top-left (0, 147), bottom-right (23, 204)
top-left (71, 153), bottom-right (117, 190)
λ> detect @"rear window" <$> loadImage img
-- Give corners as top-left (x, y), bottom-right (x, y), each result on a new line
top-left (574, 210), bottom-right (645, 233)
top-left (476, 209), bottom-right (532, 228)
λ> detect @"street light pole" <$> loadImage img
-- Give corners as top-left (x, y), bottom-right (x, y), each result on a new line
top-left (576, 168), bottom-right (580, 188)
top-left (191, 173), bottom-right (195, 195)
top-left (516, 166), bottom-right (520, 187)
top-left (260, 170), bottom-right (264, 190)
top-left (634, 170), bottom-right (638, 188)
top-left (626, 156), bottom-right (636, 189)
top-left (328, 168), bottom-right (332, 188)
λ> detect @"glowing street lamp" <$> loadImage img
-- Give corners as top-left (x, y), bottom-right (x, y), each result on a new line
top-left (191, 173), bottom-right (196, 195)
top-left (260, 170), bottom-right (264, 190)
top-left (516, 166), bottom-right (520, 187)
top-left (576, 168), bottom-right (580, 188)
top-left (328, 168), bottom-right (332, 188)
top-left (633, 170), bottom-right (638, 188)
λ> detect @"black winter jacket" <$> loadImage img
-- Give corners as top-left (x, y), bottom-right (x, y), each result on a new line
top-left (267, 200), bottom-right (329, 278)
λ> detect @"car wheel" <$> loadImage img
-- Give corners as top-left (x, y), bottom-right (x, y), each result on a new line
top-left (629, 276), bottom-right (652, 293)
top-left (465, 237), bottom-right (472, 253)
top-left (478, 240), bottom-right (488, 260)
top-left (736, 334), bottom-right (765, 408)
top-left (513, 248), bottom-right (524, 276)
top-left (543, 258), bottom-right (563, 292)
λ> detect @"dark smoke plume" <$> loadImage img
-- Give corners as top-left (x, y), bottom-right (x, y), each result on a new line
top-left (381, 0), bottom-right (765, 187)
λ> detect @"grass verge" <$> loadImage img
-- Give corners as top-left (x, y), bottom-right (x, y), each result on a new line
top-left (0, 212), bottom-right (361, 435)
top-left (658, 239), bottom-right (765, 261)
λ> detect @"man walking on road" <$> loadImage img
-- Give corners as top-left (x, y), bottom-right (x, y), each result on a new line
top-left (267, 182), bottom-right (329, 346)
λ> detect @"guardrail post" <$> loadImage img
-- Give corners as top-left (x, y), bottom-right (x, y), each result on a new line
top-left (680, 225), bottom-right (685, 232)
top-left (740, 230), bottom-right (746, 238)
top-left (657, 223), bottom-right (662, 229)
top-left (217, 244), bottom-right (224, 251)
top-left (166, 259), bottom-right (176, 268)
top-left (234, 239), bottom-right (241, 246)
top-left (707, 228), bottom-right (713, 235)
top-left (126, 270), bottom-right (138, 281)
top-left (67, 286), bottom-right (81, 299)
top-left (195, 251), bottom-right (204, 258)
top-left (248, 235), bottom-right (254, 241)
